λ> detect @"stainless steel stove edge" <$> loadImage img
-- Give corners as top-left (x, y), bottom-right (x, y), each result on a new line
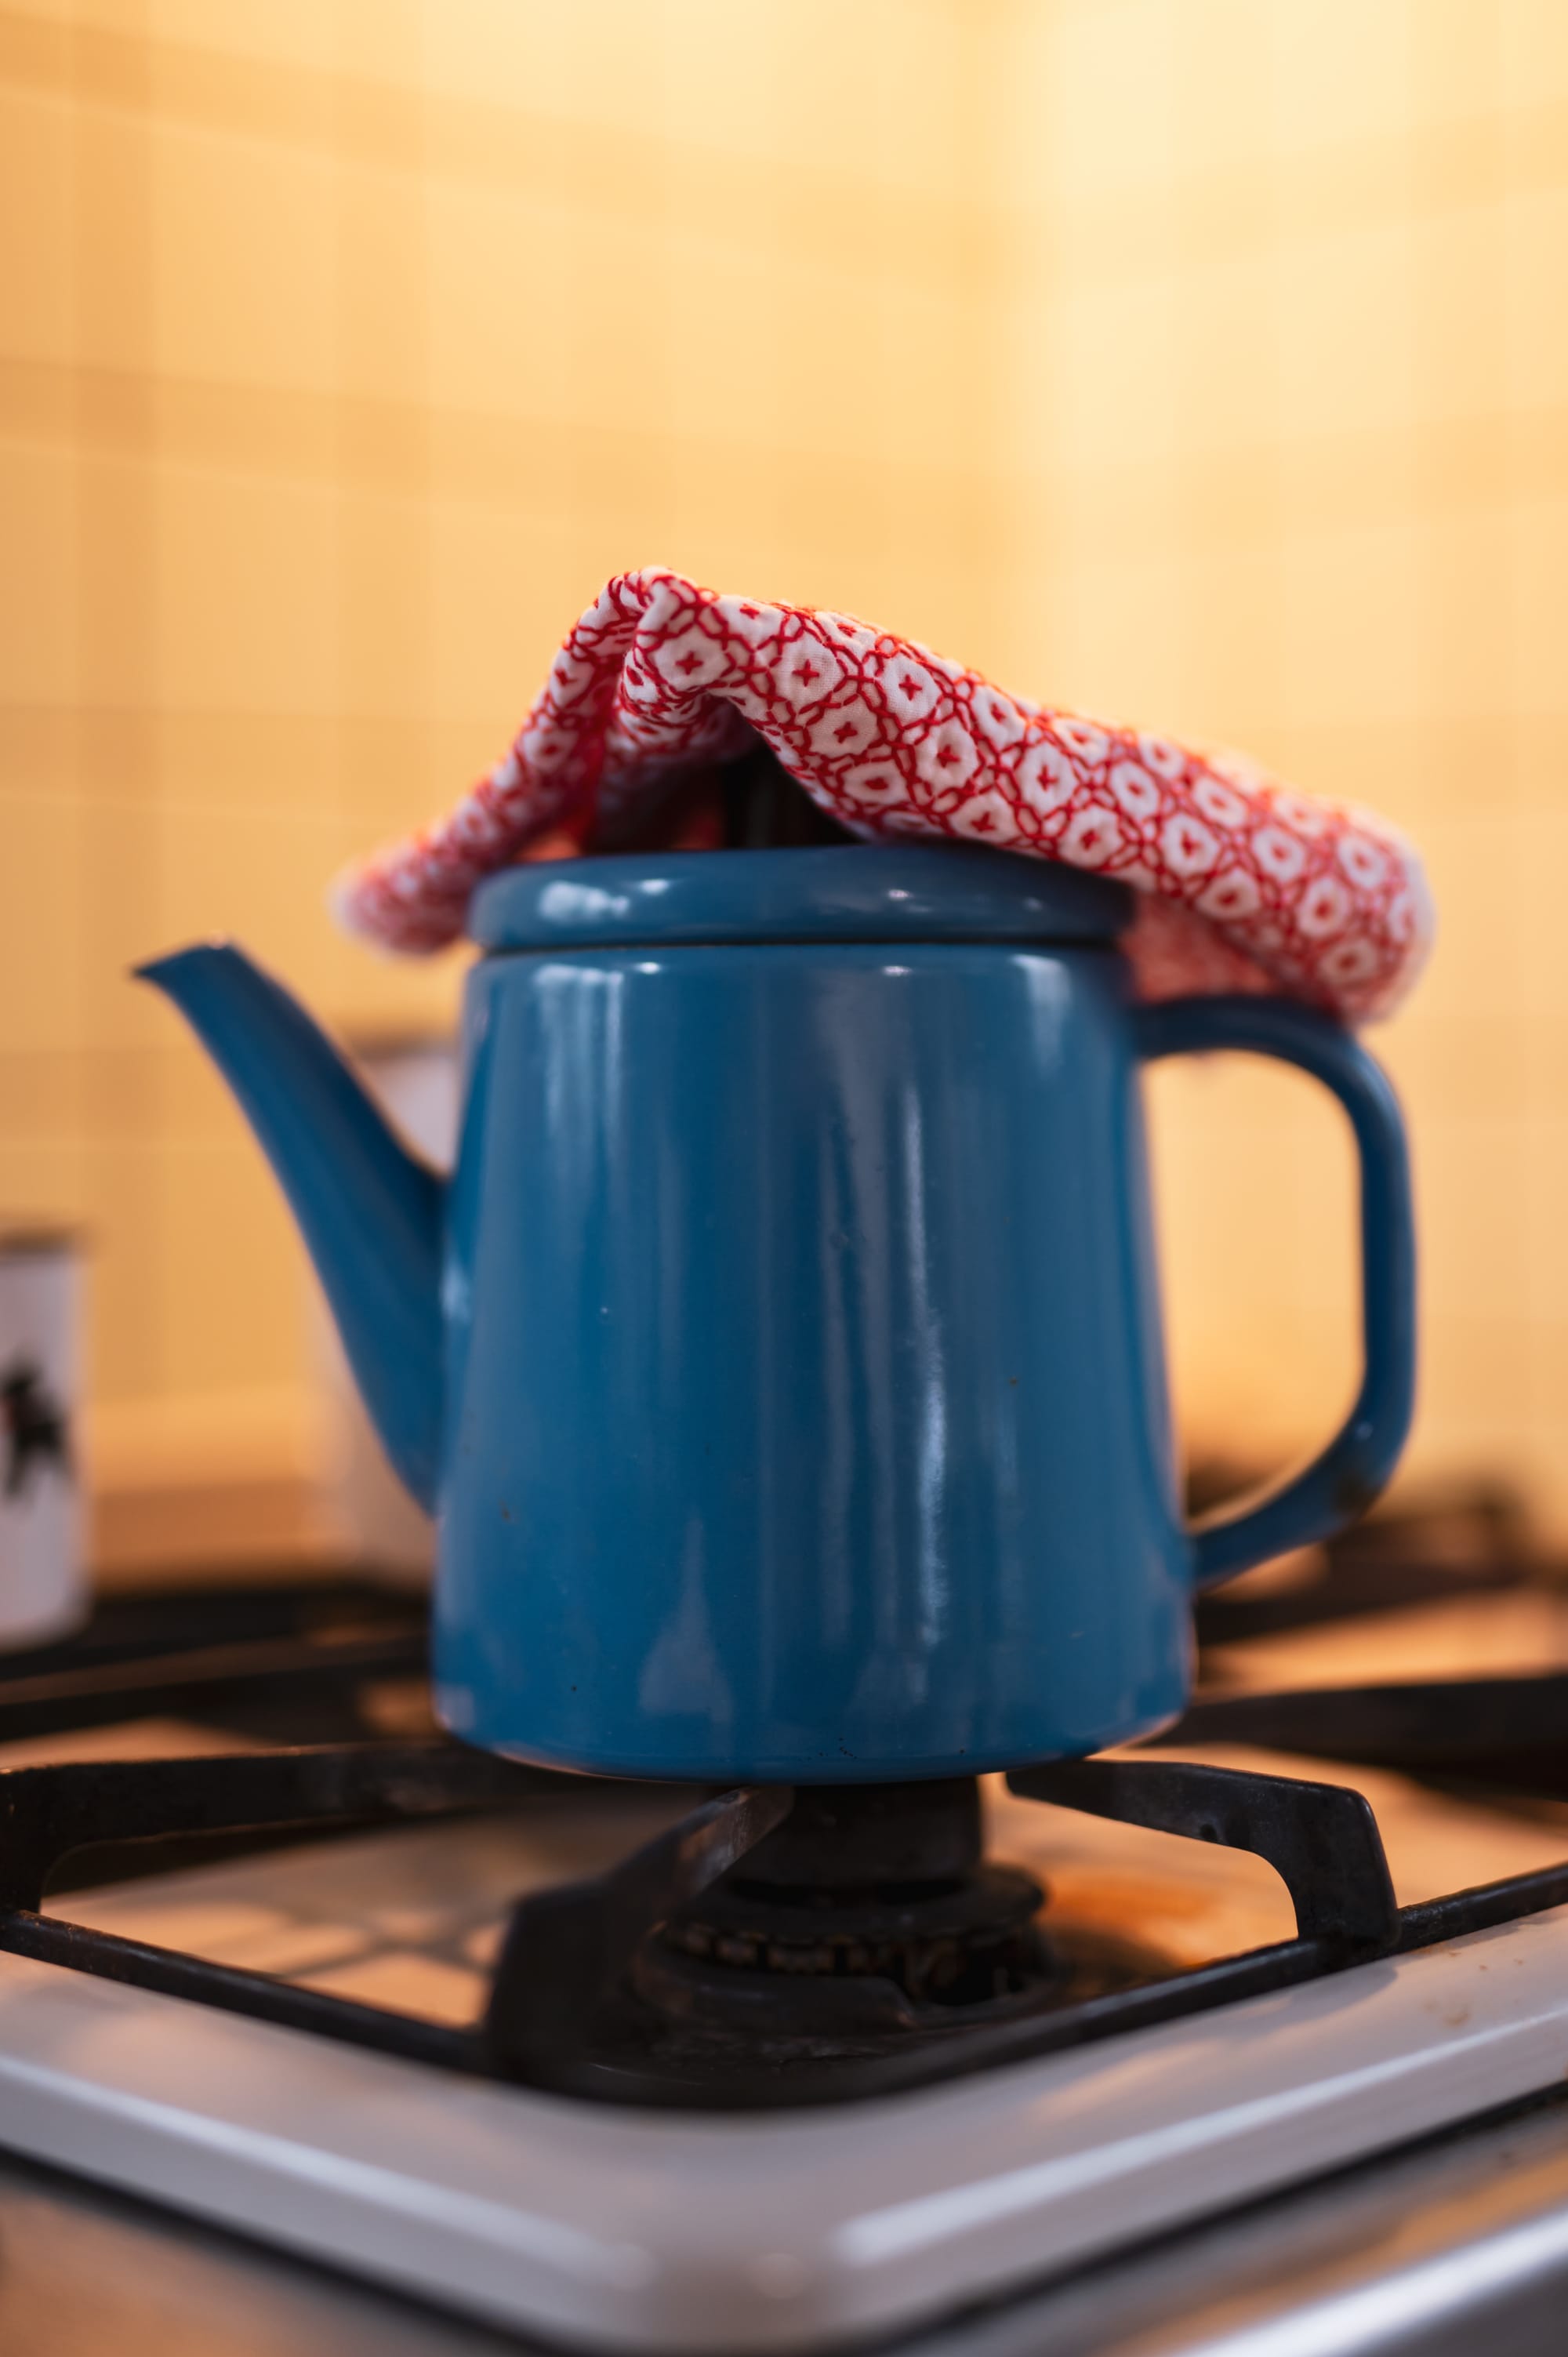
top-left (2, 1905), bottom-right (1568, 2352)
top-left (910, 2090), bottom-right (1568, 2357)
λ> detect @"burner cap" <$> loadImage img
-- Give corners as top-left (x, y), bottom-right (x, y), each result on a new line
top-left (633, 1778), bottom-right (1059, 2046)
top-left (727, 1777), bottom-right (985, 1893)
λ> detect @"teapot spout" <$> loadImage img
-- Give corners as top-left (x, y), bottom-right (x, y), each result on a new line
top-left (136, 943), bottom-right (445, 1510)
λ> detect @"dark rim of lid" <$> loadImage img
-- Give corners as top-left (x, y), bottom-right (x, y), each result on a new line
top-left (469, 844), bottom-right (1133, 952)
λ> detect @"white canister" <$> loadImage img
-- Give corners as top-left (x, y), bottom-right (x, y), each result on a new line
top-left (0, 1231), bottom-right (88, 1647)
top-left (314, 1036), bottom-right (459, 1585)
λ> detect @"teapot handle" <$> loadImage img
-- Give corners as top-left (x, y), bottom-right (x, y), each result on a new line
top-left (1134, 994), bottom-right (1416, 1589)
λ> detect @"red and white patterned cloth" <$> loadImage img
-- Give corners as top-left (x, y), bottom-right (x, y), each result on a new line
top-left (335, 568), bottom-right (1432, 1023)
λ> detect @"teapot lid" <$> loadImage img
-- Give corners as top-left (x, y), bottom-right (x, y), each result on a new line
top-left (470, 844), bottom-right (1132, 953)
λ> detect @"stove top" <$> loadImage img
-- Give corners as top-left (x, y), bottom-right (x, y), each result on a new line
top-left (3, 1505), bottom-right (1568, 2349)
top-left (3, 1720), bottom-right (1548, 2115)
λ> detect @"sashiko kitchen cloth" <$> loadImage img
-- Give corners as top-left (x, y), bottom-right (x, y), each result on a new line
top-left (335, 568), bottom-right (1432, 1024)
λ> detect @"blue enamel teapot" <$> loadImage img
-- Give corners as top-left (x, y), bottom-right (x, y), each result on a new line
top-left (140, 841), bottom-right (1414, 1782)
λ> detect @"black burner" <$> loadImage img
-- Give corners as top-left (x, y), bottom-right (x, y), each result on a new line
top-left (637, 1780), bottom-right (1054, 2040)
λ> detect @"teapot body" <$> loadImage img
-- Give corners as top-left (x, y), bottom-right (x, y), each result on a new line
top-left (139, 844), bottom-right (1412, 1779)
top-left (435, 891), bottom-right (1190, 1779)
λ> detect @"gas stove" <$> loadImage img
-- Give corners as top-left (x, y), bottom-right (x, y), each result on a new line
top-left (3, 1511), bottom-right (1568, 2352)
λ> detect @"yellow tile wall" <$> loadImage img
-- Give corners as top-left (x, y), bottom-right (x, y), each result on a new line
top-left (0, 0), bottom-right (1000, 1522)
top-left (989, 0), bottom-right (1568, 1529)
top-left (6, 0), bottom-right (1568, 1541)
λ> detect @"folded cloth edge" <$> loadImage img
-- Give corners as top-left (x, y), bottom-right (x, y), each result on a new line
top-left (332, 567), bottom-right (1433, 1026)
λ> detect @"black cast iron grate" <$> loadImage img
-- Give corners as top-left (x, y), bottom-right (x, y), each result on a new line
top-left (1189, 1478), bottom-right (1534, 1648)
top-left (1, 1667), bottom-right (1566, 2110)
top-left (0, 1576), bottom-right (428, 1748)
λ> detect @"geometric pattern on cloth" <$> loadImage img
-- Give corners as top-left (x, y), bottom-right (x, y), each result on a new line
top-left (334, 568), bottom-right (1432, 1023)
